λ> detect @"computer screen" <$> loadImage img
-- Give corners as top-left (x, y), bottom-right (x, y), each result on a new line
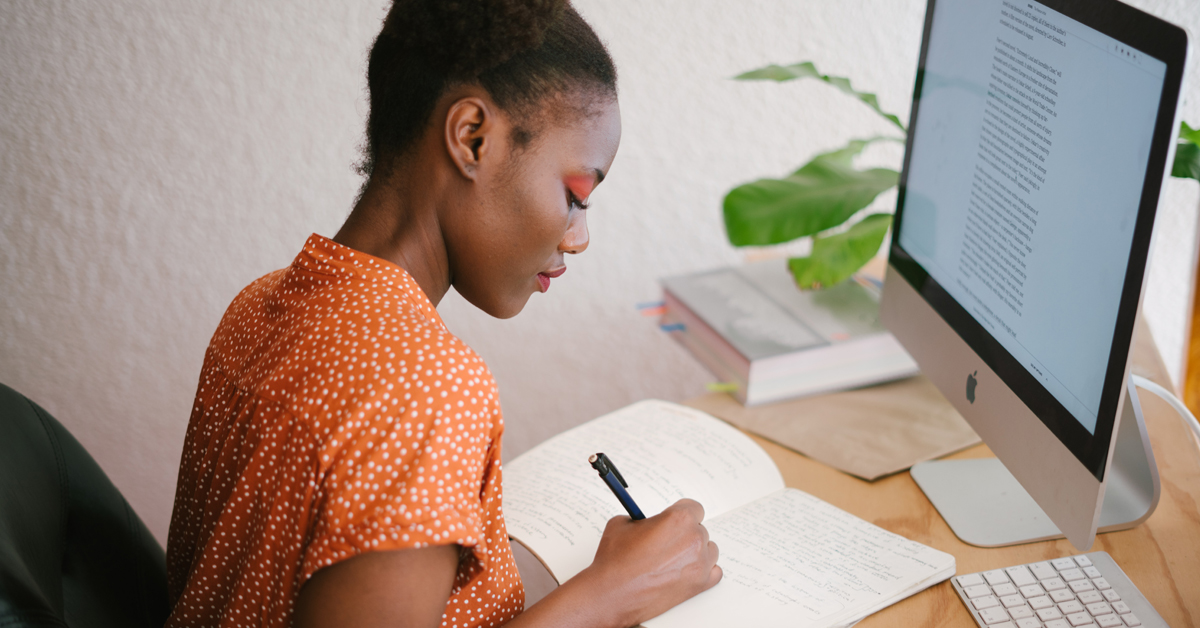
top-left (882, 0), bottom-right (1187, 549)
top-left (897, 0), bottom-right (1165, 436)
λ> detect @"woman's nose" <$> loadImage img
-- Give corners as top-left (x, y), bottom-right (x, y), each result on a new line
top-left (559, 209), bottom-right (589, 254)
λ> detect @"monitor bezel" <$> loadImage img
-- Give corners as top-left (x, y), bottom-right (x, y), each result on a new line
top-left (889, 0), bottom-right (1188, 480)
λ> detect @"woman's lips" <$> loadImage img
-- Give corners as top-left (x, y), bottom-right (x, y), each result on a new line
top-left (537, 267), bottom-right (566, 292)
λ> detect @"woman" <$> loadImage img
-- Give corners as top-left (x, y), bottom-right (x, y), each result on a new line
top-left (165, 1), bottom-right (721, 627)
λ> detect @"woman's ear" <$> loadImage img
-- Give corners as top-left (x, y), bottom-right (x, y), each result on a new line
top-left (444, 96), bottom-right (496, 181)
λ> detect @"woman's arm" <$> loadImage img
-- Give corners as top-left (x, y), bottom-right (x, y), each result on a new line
top-left (294, 545), bottom-right (459, 628)
top-left (293, 499), bottom-right (720, 628)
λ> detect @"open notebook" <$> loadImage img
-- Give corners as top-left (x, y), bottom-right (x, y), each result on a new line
top-left (503, 400), bottom-right (955, 627)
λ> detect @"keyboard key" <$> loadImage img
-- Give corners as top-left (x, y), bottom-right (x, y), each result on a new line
top-left (1111, 601), bottom-right (1130, 614)
top-left (1060, 568), bottom-right (1085, 581)
top-left (1120, 613), bottom-right (1141, 626)
top-left (1020, 584), bottom-right (1046, 598)
top-left (1050, 589), bottom-right (1076, 603)
top-left (1092, 578), bottom-right (1111, 590)
top-left (960, 573), bottom-right (986, 587)
top-left (994, 583), bottom-right (1018, 597)
top-left (1077, 591), bottom-right (1103, 604)
top-left (1037, 607), bottom-right (1064, 621)
top-left (1067, 611), bottom-right (1094, 626)
top-left (965, 584), bottom-right (993, 598)
top-left (1101, 589), bottom-right (1121, 603)
top-left (1045, 620), bottom-right (1070, 628)
top-left (1058, 601), bottom-right (1084, 614)
top-left (1069, 579), bottom-right (1095, 593)
top-left (1052, 558), bottom-right (1077, 570)
top-left (1042, 578), bottom-right (1067, 591)
top-left (1008, 566), bottom-right (1038, 587)
top-left (1083, 566), bottom-right (1102, 579)
top-left (1096, 615), bottom-right (1124, 628)
top-left (1029, 596), bottom-right (1055, 610)
top-left (1002, 595), bottom-right (1026, 608)
top-left (974, 595), bottom-right (1001, 610)
top-left (993, 623), bottom-right (1017, 628)
top-left (986, 569), bottom-right (1012, 586)
top-left (1030, 562), bottom-right (1058, 580)
top-left (1087, 601), bottom-right (1113, 615)
top-left (1016, 618), bottom-right (1041, 628)
top-left (980, 607), bottom-right (1011, 624)
top-left (1074, 555), bottom-right (1093, 567)
top-left (1009, 606), bottom-right (1035, 619)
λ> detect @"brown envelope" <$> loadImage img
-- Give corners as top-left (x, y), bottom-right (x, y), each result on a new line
top-left (686, 376), bottom-right (981, 481)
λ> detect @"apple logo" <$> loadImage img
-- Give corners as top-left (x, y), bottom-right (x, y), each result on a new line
top-left (966, 370), bottom-right (978, 404)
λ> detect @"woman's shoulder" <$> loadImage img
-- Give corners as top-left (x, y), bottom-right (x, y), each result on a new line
top-left (257, 271), bottom-right (500, 426)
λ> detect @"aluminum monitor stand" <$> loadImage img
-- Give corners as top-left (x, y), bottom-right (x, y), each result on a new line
top-left (910, 375), bottom-right (1161, 547)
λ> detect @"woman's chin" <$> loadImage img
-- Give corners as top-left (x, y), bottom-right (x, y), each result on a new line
top-left (462, 290), bottom-right (532, 320)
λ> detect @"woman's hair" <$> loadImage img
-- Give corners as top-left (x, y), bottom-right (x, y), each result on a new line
top-left (360, 0), bottom-right (617, 179)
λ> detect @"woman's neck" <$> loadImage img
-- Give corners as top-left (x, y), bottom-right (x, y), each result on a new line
top-left (333, 166), bottom-right (452, 307)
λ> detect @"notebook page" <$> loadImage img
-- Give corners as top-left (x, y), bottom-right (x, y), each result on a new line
top-left (504, 400), bottom-right (784, 582)
top-left (645, 488), bottom-right (955, 628)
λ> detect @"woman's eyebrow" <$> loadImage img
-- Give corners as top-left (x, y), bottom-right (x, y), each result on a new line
top-left (592, 168), bottom-right (606, 184)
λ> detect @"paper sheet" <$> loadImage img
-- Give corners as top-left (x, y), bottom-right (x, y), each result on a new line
top-left (503, 400), bottom-right (784, 582)
top-left (644, 489), bottom-right (955, 628)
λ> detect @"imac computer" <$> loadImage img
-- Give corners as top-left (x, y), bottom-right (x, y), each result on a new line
top-left (880, 0), bottom-right (1189, 550)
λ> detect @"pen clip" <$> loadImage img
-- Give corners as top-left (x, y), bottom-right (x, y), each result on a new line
top-left (590, 452), bottom-right (629, 488)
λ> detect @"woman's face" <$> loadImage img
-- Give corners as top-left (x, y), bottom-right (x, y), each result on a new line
top-left (446, 97), bottom-right (621, 318)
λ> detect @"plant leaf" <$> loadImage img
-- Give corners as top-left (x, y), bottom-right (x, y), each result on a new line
top-left (1181, 121), bottom-right (1200, 145)
top-left (1175, 122), bottom-right (1200, 182)
top-left (736, 61), bottom-right (906, 133)
top-left (723, 140), bottom-right (899, 246)
top-left (788, 214), bottom-right (893, 289)
top-left (1174, 142), bottom-right (1200, 182)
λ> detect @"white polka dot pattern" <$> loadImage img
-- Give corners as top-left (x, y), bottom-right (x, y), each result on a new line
top-left (165, 234), bottom-right (524, 627)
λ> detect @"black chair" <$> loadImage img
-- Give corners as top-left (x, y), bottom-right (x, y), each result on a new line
top-left (0, 383), bottom-right (169, 627)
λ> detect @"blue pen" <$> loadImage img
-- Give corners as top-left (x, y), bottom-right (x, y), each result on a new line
top-left (589, 452), bottom-right (645, 520)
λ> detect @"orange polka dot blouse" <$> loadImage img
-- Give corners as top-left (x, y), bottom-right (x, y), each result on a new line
top-left (166, 234), bottom-right (524, 627)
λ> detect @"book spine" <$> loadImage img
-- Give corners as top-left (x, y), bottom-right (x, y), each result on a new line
top-left (661, 290), bottom-right (753, 402)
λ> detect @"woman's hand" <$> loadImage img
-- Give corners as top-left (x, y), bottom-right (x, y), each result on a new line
top-left (584, 498), bottom-right (723, 625)
top-left (509, 498), bottom-right (722, 628)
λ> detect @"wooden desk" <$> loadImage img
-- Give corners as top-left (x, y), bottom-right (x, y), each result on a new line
top-left (686, 325), bottom-right (1200, 627)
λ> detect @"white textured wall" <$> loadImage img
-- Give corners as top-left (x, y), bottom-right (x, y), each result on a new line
top-left (2, 0), bottom-right (1197, 545)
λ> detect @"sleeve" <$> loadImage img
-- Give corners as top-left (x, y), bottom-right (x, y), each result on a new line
top-left (299, 339), bottom-right (501, 586)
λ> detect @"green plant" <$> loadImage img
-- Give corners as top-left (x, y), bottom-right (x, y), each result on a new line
top-left (723, 61), bottom-right (1200, 289)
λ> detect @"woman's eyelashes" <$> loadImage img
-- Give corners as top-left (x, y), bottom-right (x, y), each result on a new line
top-left (564, 174), bottom-right (596, 210)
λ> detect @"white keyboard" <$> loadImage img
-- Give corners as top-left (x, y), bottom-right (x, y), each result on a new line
top-left (951, 552), bottom-right (1167, 628)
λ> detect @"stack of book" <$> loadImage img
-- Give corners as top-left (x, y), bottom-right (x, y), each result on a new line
top-left (660, 260), bottom-right (917, 406)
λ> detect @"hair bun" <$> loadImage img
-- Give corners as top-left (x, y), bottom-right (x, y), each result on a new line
top-left (381, 0), bottom-right (568, 75)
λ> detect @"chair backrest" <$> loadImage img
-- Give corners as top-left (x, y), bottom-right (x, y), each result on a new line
top-left (0, 383), bottom-right (169, 628)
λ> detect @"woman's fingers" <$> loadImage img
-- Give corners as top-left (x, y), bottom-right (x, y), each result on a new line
top-left (668, 497), bottom-right (706, 523)
top-left (707, 565), bottom-right (724, 590)
top-left (705, 543), bottom-right (723, 590)
top-left (697, 517), bottom-right (711, 546)
top-left (602, 514), bottom-right (632, 533)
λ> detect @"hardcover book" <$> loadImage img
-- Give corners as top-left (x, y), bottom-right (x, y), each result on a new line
top-left (660, 260), bottom-right (918, 406)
